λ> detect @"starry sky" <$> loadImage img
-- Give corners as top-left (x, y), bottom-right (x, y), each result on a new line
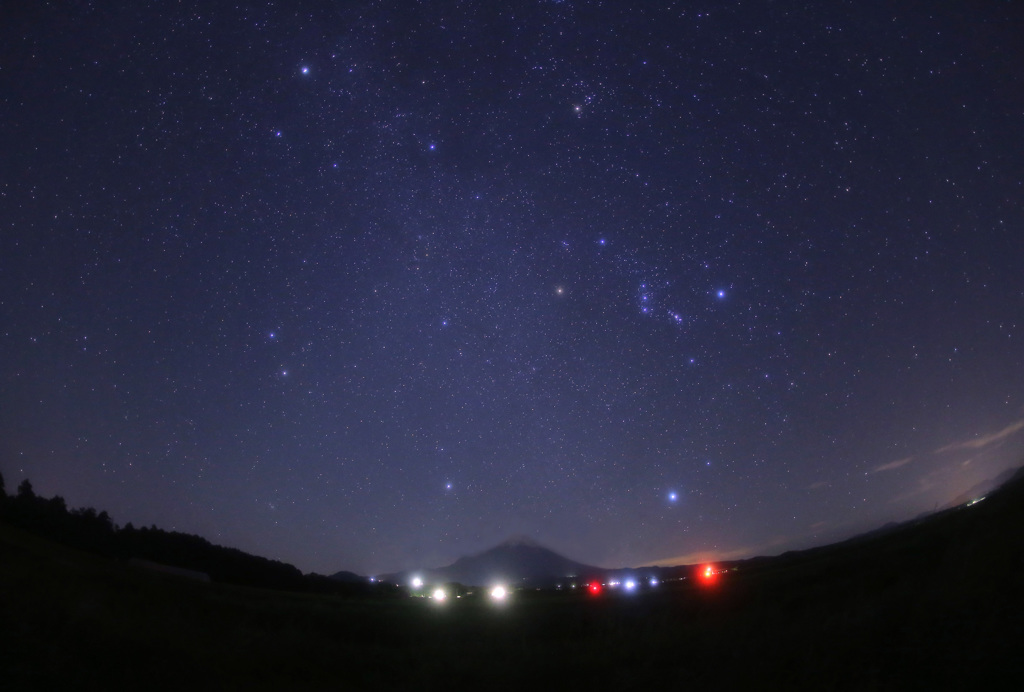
top-left (2, 1), bottom-right (1023, 576)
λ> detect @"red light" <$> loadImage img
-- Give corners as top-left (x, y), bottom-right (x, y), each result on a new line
top-left (588, 581), bottom-right (602, 595)
top-left (700, 565), bottom-right (717, 583)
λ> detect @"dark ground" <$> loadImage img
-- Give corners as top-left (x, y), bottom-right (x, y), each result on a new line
top-left (2, 474), bottom-right (1023, 690)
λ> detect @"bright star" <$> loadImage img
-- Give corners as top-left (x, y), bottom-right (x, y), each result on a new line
top-left (668, 491), bottom-right (678, 502)
top-left (301, 66), bottom-right (309, 75)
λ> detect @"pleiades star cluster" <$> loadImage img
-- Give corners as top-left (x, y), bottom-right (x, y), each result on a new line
top-left (2, 1), bottom-right (1022, 575)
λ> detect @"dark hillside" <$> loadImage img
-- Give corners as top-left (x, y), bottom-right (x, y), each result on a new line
top-left (1, 468), bottom-right (1022, 689)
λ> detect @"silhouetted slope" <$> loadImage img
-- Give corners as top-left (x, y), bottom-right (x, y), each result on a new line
top-left (945, 465), bottom-right (1021, 508)
top-left (0, 477), bottom-right (399, 596)
top-left (2, 465), bottom-right (1022, 689)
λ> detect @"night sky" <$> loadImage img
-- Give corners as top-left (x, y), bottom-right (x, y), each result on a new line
top-left (2, 1), bottom-right (1023, 577)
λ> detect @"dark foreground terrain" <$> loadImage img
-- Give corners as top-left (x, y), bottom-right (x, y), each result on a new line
top-left (2, 474), bottom-right (1023, 690)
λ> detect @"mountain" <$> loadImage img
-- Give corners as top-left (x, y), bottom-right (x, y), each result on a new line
top-left (367, 465), bottom-right (1024, 590)
top-left (380, 535), bottom-right (603, 587)
top-left (329, 569), bottom-right (366, 583)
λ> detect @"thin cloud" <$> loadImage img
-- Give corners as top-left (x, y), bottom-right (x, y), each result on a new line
top-left (936, 419), bottom-right (1024, 453)
top-left (639, 536), bottom-right (793, 568)
top-left (638, 545), bottom-right (755, 568)
top-left (871, 456), bottom-right (913, 473)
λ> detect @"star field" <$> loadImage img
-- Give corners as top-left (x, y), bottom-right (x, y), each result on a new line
top-left (2, 1), bottom-right (1023, 575)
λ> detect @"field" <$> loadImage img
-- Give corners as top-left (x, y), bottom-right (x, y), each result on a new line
top-left (2, 481), bottom-right (1022, 690)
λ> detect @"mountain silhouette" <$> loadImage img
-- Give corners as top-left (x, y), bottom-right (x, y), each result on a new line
top-left (363, 465), bottom-right (1024, 589)
top-left (380, 536), bottom-right (602, 587)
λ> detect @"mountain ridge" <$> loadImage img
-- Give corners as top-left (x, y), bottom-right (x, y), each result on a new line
top-left (338, 465), bottom-right (1024, 587)
top-left (374, 536), bottom-right (603, 587)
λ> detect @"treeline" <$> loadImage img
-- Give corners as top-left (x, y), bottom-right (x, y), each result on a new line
top-left (0, 472), bottom-right (398, 598)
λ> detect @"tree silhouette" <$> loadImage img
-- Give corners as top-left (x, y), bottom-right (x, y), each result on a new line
top-left (0, 474), bottom-right (402, 598)
top-left (17, 478), bottom-right (35, 500)
top-left (0, 469), bottom-right (6, 498)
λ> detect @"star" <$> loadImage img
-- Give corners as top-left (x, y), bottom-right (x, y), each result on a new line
top-left (4, 0), bottom-right (1019, 588)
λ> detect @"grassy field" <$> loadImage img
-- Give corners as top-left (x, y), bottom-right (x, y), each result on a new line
top-left (2, 483), bottom-right (1022, 690)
